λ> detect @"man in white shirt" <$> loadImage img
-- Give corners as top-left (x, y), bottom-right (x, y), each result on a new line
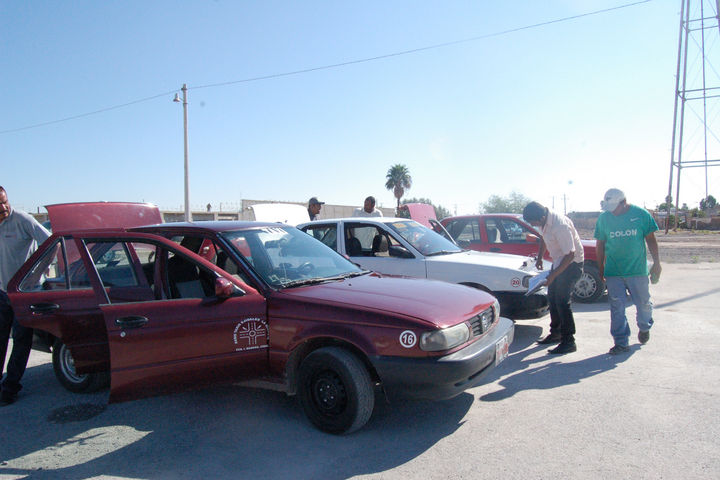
top-left (0, 186), bottom-right (51, 405)
top-left (352, 196), bottom-right (383, 218)
top-left (523, 201), bottom-right (584, 355)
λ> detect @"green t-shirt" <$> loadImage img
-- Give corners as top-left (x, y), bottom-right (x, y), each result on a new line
top-left (594, 205), bottom-right (658, 277)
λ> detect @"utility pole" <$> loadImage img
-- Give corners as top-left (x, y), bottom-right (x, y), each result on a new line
top-left (666, 0), bottom-right (720, 231)
top-left (174, 84), bottom-right (190, 222)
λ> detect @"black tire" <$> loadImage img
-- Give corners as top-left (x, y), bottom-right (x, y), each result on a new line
top-left (573, 264), bottom-right (605, 303)
top-left (298, 347), bottom-right (374, 434)
top-left (52, 340), bottom-right (109, 393)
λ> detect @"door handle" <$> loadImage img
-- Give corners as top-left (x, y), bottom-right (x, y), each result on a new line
top-left (30, 303), bottom-right (60, 314)
top-left (115, 315), bottom-right (149, 329)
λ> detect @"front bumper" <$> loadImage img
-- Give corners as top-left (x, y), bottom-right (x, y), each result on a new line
top-left (372, 316), bottom-right (514, 402)
top-left (494, 291), bottom-right (549, 319)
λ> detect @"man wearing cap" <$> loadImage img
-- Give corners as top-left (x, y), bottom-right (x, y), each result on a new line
top-left (594, 188), bottom-right (661, 355)
top-left (523, 201), bottom-right (584, 354)
top-left (307, 197), bottom-right (324, 221)
top-left (1, 186), bottom-right (51, 405)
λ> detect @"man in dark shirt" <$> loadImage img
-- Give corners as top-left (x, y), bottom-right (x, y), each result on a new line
top-left (307, 197), bottom-right (324, 221)
top-left (0, 186), bottom-right (51, 405)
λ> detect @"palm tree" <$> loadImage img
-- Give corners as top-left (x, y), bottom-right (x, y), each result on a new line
top-left (385, 164), bottom-right (412, 212)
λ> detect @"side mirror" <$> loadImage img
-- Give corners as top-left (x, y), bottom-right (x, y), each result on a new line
top-left (389, 245), bottom-right (414, 259)
top-left (215, 277), bottom-right (244, 298)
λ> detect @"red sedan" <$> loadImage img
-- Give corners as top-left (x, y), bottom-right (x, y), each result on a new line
top-left (9, 203), bottom-right (514, 434)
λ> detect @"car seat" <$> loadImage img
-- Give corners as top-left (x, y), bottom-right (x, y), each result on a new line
top-left (371, 235), bottom-right (388, 256)
top-left (487, 227), bottom-right (499, 243)
top-left (347, 237), bottom-right (363, 256)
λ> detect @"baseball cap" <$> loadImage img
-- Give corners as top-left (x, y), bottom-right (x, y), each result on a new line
top-left (308, 197), bottom-right (325, 206)
top-left (601, 188), bottom-right (626, 212)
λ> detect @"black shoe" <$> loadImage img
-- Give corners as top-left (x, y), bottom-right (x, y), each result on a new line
top-left (638, 330), bottom-right (650, 344)
top-left (0, 391), bottom-right (17, 406)
top-left (548, 342), bottom-right (577, 355)
top-left (537, 333), bottom-right (562, 345)
top-left (608, 345), bottom-right (630, 355)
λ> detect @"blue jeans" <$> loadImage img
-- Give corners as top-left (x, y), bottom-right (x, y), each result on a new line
top-left (1, 290), bottom-right (34, 395)
top-left (605, 276), bottom-right (654, 347)
top-left (547, 262), bottom-right (583, 342)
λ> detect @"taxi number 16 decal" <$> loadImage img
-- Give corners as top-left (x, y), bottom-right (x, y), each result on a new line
top-left (399, 330), bottom-right (417, 348)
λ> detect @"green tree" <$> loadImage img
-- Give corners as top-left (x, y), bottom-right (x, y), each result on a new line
top-left (399, 197), bottom-right (451, 220)
top-left (480, 191), bottom-right (532, 214)
top-left (700, 195), bottom-right (717, 211)
top-left (385, 164), bottom-right (412, 211)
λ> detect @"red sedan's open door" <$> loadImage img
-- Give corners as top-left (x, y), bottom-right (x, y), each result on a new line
top-left (95, 237), bottom-right (269, 403)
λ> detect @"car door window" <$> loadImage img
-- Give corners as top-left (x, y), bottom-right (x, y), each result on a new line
top-left (447, 219), bottom-right (481, 245)
top-left (86, 241), bottom-right (140, 288)
top-left (213, 243), bottom-right (252, 285)
top-left (498, 219), bottom-right (535, 244)
top-left (84, 240), bottom-right (156, 303)
top-left (165, 248), bottom-right (217, 300)
top-left (18, 237), bottom-right (92, 292)
top-left (484, 219), bottom-right (505, 244)
top-left (303, 224), bottom-right (337, 251)
top-left (18, 237), bottom-right (90, 292)
top-left (170, 234), bottom-right (252, 286)
top-left (343, 224), bottom-right (380, 256)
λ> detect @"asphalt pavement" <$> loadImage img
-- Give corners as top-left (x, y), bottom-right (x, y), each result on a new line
top-left (1, 263), bottom-right (719, 480)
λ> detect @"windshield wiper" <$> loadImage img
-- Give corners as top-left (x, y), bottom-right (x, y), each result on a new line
top-left (425, 250), bottom-right (460, 257)
top-left (281, 270), bottom-right (370, 288)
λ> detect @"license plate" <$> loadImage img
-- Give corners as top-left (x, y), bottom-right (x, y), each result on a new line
top-left (495, 335), bottom-right (509, 365)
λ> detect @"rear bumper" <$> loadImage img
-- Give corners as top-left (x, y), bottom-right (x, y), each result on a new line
top-left (372, 316), bottom-right (514, 401)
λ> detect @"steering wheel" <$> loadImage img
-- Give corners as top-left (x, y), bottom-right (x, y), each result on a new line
top-left (297, 262), bottom-right (315, 275)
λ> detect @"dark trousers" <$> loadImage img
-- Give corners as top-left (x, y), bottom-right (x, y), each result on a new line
top-left (0, 290), bottom-right (33, 395)
top-left (547, 262), bottom-right (582, 343)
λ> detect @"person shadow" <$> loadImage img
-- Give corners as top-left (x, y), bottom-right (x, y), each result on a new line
top-left (479, 323), bottom-right (637, 402)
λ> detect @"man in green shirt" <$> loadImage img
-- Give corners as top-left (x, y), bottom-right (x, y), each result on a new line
top-left (594, 189), bottom-right (661, 355)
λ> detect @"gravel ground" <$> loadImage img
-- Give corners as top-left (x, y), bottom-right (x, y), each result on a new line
top-left (654, 231), bottom-right (720, 264)
top-left (576, 229), bottom-right (720, 264)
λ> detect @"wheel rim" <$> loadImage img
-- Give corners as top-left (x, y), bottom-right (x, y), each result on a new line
top-left (59, 345), bottom-right (87, 384)
top-left (311, 370), bottom-right (347, 415)
top-left (574, 272), bottom-right (597, 299)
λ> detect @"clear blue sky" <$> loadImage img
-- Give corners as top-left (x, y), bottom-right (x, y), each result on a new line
top-left (2, 0), bottom-right (717, 215)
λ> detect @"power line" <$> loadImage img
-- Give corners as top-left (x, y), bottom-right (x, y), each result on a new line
top-left (0, 91), bottom-right (176, 135)
top-left (0, 0), bottom-right (653, 135)
top-left (192, 0), bottom-right (653, 91)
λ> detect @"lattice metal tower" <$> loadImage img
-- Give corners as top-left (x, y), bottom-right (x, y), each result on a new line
top-left (667, 0), bottom-right (720, 227)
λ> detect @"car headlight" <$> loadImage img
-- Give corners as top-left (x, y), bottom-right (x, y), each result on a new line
top-left (420, 323), bottom-right (470, 352)
top-left (493, 299), bottom-right (500, 322)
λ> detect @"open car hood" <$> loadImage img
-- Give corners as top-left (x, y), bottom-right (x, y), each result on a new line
top-left (45, 202), bottom-right (163, 232)
top-left (399, 203), bottom-right (437, 228)
top-left (249, 203), bottom-right (308, 226)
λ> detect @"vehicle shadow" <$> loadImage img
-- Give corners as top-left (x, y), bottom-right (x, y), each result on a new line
top-left (1, 359), bottom-right (474, 480)
top-left (477, 324), bottom-right (637, 403)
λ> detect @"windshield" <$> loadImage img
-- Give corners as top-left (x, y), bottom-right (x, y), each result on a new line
top-left (386, 220), bottom-right (462, 256)
top-left (220, 226), bottom-right (364, 288)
